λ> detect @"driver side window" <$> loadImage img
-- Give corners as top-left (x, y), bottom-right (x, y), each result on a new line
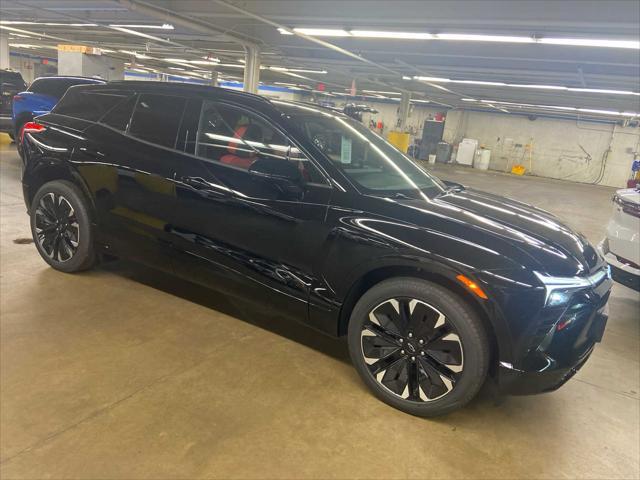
top-left (195, 101), bottom-right (326, 184)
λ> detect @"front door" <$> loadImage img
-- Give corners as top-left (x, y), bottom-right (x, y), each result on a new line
top-left (168, 100), bottom-right (333, 323)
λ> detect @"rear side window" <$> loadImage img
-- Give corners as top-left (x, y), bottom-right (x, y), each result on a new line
top-left (29, 78), bottom-right (102, 98)
top-left (128, 94), bottom-right (187, 149)
top-left (53, 89), bottom-right (129, 121)
top-left (100, 95), bottom-right (137, 132)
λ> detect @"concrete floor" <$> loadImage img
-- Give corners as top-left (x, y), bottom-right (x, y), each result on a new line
top-left (1, 139), bottom-right (638, 479)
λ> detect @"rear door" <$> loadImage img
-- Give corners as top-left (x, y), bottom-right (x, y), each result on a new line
top-left (71, 91), bottom-right (189, 271)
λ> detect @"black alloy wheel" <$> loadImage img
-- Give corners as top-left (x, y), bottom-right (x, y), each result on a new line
top-left (348, 278), bottom-right (489, 417)
top-left (30, 180), bottom-right (96, 273)
top-left (34, 192), bottom-right (80, 263)
top-left (361, 298), bottom-right (463, 402)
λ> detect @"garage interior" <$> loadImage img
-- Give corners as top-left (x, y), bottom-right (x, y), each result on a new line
top-left (0, 1), bottom-right (639, 478)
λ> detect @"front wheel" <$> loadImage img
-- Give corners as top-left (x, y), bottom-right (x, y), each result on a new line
top-left (347, 277), bottom-right (489, 417)
top-left (30, 180), bottom-right (96, 273)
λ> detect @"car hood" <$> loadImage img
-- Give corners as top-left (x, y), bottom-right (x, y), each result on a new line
top-left (391, 188), bottom-right (601, 276)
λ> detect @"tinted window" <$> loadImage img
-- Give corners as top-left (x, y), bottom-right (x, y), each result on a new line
top-left (129, 94), bottom-right (187, 149)
top-left (53, 89), bottom-right (130, 121)
top-left (29, 78), bottom-right (103, 99)
top-left (100, 95), bottom-right (136, 132)
top-left (277, 102), bottom-right (445, 196)
top-left (196, 101), bottom-right (325, 183)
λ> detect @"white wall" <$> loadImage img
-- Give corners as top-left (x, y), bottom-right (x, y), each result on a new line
top-left (443, 109), bottom-right (639, 188)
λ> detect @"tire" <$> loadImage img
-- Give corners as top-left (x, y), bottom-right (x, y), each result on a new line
top-left (8, 131), bottom-right (14, 141)
top-left (347, 277), bottom-right (489, 417)
top-left (30, 180), bottom-right (96, 273)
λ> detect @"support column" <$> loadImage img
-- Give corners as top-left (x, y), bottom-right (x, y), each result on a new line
top-left (210, 69), bottom-right (219, 87)
top-left (398, 91), bottom-right (411, 131)
top-left (57, 47), bottom-right (124, 80)
top-left (243, 46), bottom-right (260, 94)
top-left (0, 33), bottom-right (9, 70)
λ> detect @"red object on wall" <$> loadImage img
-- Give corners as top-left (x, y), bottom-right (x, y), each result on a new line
top-left (434, 112), bottom-right (445, 122)
top-left (316, 83), bottom-right (325, 91)
top-left (42, 59), bottom-right (49, 65)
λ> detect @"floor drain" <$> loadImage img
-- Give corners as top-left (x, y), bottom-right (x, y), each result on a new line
top-left (13, 238), bottom-right (34, 244)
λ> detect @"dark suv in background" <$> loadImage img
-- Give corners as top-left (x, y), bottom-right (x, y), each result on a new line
top-left (0, 69), bottom-right (27, 139)
top-left (20, 82), bottom-right (612, 417)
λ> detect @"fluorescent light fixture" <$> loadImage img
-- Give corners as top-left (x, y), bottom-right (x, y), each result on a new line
top-left (402, 76), bottom-right (412, 80)
top-left (351, 30), bottom-right (433, 40)
top-left (189, 59), bottom-right (220, 65)
top-left (119, 50), bottom-right (151, 59)
top-left (455, 80), bottom-right (507, 86)
top-left (568, 87), bottom-right (640, 96)
top-left (169, 67), bottom-right (185, 71)
top-left (508, 84), bottom-right (567, 90)
top-left (293, 28), bottom-right (350, 37)
top-left (216, 63), bottom-right (245, 68)
top-left (411, 99), bottom-right (431, 104)
top-left (470, 98), bottom-right (639, 117)
top-left (276, 26), bottom-right (640, 50)
top-left (362, 90), bottom-right (402, 95)
top-left (413, 75), bottom-right (640, 96)
top-left (539, 38), bottom-right (639, 49)
top-left (461, 98), bottom-right (477, 102)
top-left (435, 33), bottom-right (534, 43)
top-left (414, 76), bottom-right (451, 82)
top-left (110, 23), bottom-right (174, 30)
top-left (1, 21), bottom-right (97, 27)
top-left (9, 43), bottom-right (57, 50)
top-left (268, 66), bottom-right (327, 74)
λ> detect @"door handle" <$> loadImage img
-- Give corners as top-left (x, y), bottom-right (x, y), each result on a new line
top-left (181, 176), bottom-right (210, 189)
top-left (179, 175), bottom-right (230, 197)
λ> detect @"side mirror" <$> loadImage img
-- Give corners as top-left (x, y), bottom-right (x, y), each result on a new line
top-left (248, 157), bottom-right (304, 199)
top-left (442, 180), bottom-right (465, 191)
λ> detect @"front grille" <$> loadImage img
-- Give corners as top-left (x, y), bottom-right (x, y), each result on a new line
top-left (614, 194), bottom-right (640, 218)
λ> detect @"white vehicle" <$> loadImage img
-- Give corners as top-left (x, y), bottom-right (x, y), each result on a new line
top-left (598, 186), bottom-right (640, 291)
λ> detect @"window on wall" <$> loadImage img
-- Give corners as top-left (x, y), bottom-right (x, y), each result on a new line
top-left (128, 94), bottom-right (187, 149)
top-left (195, 101), bottom-right (326, 183)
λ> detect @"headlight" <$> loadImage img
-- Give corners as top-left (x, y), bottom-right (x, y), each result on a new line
top-left (534, 269), bottom-right (608, 307)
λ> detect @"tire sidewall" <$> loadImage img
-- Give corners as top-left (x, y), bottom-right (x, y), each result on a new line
top-left (347, 277), bottom-right (489, 417)
top-left (30, 180), bottom-right (94, 273)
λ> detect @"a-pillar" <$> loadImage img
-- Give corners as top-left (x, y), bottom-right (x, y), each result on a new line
top-left (398, 91), bottom-right (411, 131)
top-left (243, 45), bottom-right (260, 94)
top-left (57, 47), bottom-right (124, 81)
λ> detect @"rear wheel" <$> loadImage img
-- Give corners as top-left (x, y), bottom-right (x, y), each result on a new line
top-left (30, 180), bottom-right (96, 273)
top-left (347, 277), bottom-right (489, 417)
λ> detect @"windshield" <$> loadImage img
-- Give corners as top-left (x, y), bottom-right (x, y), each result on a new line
top-left (275, 102), bottom-right (446, 198)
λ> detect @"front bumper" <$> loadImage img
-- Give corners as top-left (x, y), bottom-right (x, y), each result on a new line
top-left (598, 239), bottom-right (640, 291)
top-left (495, 271), bottom-right (611, 395)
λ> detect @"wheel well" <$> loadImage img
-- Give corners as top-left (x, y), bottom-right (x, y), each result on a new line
top-left (26, 166), bottom-right (76, 208)
top-left (337, 266), bottom-right (500, 374)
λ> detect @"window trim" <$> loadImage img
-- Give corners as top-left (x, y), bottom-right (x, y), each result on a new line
top-left (195, 99), bottom-right (333, 188)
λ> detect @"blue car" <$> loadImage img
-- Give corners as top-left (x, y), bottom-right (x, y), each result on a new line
top-left (12, 76), bottom-right (105, 150)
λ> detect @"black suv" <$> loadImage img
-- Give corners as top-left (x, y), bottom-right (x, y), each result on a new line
top-left (21, 82), bottom-right (612, 417)
top-left (0, 69), bottom-right (27, 139)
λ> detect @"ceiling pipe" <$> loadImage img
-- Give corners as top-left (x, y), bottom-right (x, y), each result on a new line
top-left (212, 0), bottom-right (403, 77)
top-left (117, 0), bottom-right (260, 49)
